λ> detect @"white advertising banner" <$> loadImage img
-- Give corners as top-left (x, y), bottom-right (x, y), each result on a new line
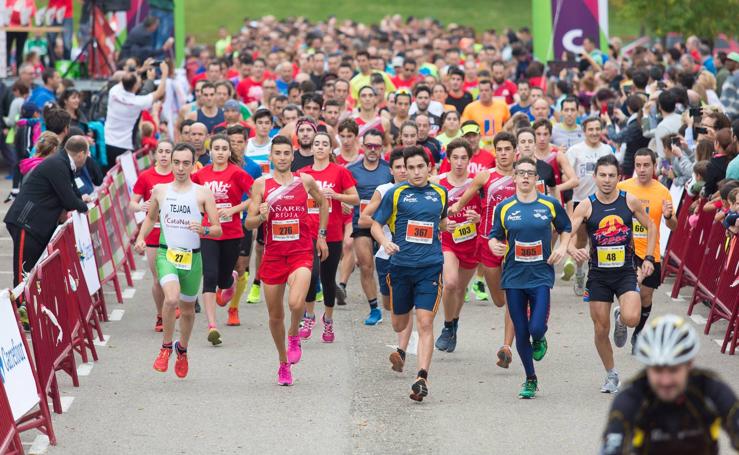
top-left (72, 211), bottom-right (101, 294)
top-left (119, 151), bottom-right (145, 223)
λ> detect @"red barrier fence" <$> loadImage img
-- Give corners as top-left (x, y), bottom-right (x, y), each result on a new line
top-left (0, 379), bottom-right (23, 455)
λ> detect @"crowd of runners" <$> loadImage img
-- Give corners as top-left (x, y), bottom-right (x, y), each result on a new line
top-left (59, 15), bottom-right (739, 453)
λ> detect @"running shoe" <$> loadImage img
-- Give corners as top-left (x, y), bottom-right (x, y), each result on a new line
top-left (316, 289), bottom-right (324, 302)
top-left (153, 347), bottom-right (172, 372)
top-left (175, 306), bottom-right (181, 319)
top-left (287, 335), bottom-right (302, 364)
top-left (446, 331), bottom-right (458, 353)
top-left (299, 315), bottom-right (316, 339)
top-left (194, 300), bottom-right (201, 313)
top-left (532, 337), bottom-right (548, 361)
top-left (410, 377), bottom-right (429, 402)
top-left (173, 341), bottom-right (188, 378)
top-left (321, 315), bottom-right (335, 343)
top-left (336, 284), bottom-right (347, 306)
top-left (277, 362), bottom-right (293, 386)
top-left (574, 273), bottom-right (586, 297)
top-left (389, 351), bottom-right (404, 372)
top-left (208, 328), bottom-right (223, 346)
top-left (561, 258), bottom-right (575, 281)
top-left (473, 280), bottom-right (489, 302)
top-left (435, 326), bottom-right (453, 351)
top-left (226, 307), bottom-right (240, 326)
top-left (464, 290), bottom-right (470, 303)
top-left (496, 345), bottom-right (513, 369)
top-left (364, 308), bottom-right (383, 326)
top-left (613, 307), bottom-right (628, 348)
top-left (518, 378), bottom-right (538, 399)
top-left (247, 283), bottom-right (261, 304)
top-left (600, 372), bottom-right (620, 394)
top-left (154, 315), bottom-right (163, 332)
top-left (216, 271), bottom-right (238, 307)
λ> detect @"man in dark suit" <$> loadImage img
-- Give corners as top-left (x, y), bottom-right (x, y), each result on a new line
top-left (4, 136), bottom-right (91, 287)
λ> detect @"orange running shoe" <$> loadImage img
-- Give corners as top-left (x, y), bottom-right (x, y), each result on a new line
top-left (175, 307), bottom-right (181, 319)
top-left (153, 347), bottom-right (172, 372)
top-left (226, 307), bottom-right (240, 326)
top-left (154, 315), bottom-right (163, 332)
top-left (173, 341), bottom-right (188, 378)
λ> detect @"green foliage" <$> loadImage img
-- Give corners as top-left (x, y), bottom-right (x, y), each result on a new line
top-left (612, 0), bottom-right (738, 38)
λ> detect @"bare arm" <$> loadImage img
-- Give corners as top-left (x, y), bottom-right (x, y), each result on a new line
top-left (628, 194), bottom-right (656, 276)
top-left (450, 171), bottom-right (487, 215)
top-left (244, 178), bottom-right (265, 230)
top-left (566, 198), bottom-right (591, 263)
top-left (556, 152), bottom-right (580, 192)
top-left (370, 220), bottom-right (398, 255)
top-left (358, 190), bottom-right (382, 228)
top-left (152, 62), bottom-right (169, 102)
top-left (134, 186), bottom-right (161, 252)
top-left (304, 174), bottom-right (329, 261)
top-left (199, 187), bottom-right (223, 238)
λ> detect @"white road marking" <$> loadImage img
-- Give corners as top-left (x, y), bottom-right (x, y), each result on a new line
top-left (715, 339), bottom-right (724, 347)
top-left (45, 396), bottom-right (74, 413)
top-left (77, 362), bottom-right (94, 376)
top-left (94, 335), bottom-right (110, 347)
top-left (690, 314), bottom-right (707, 325)
top-left (122, 288), bottom-right (136, 299)
top-left (109, 309), bottom-right (125, 321)
top-left (131, 270), bottom-right (146, 281)
top-left (29, 435), bottom-right (50, 454)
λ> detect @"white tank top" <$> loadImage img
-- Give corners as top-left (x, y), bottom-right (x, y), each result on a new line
top-left (159, 184), bottom-right (202, 250)
top-left (374, 182), bottom-right (395, 260)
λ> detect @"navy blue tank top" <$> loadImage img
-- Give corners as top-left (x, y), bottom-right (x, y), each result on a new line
top-left (197, 108), bottom-right (225, 133)
top-left (585, 191), bottom-right (634, 272)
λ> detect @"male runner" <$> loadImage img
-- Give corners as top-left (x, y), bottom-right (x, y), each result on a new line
top-left (359, 149), bottom-right (414, 371)
top-left (450, 132), bottom-right (518, 368)
top-left (566, 117), bottom-right (612, 295)
top-left (617, 148), bottom-right (676, 353)
top-left (131, 140), bottom-right (174, 332)
top-left (244, 135), bottom-right (329, 386)
top-left (347, 129), bottom-right (393, 325)
top-left (551, 96), bottom-right (583, 150)
top-left (489, 157), bottom-right (572, 398)
top-left (515, 128), bottom-right (558, 199)
top-left (187, 82), bottom-right (225, 133)
top-left (567, 154), bottom-right (656, 393)
top-left (371, 146), bottom-right (448, 402)
top-left (134, 143), bottom-right (223, 379)
top-left (433, 139), bottom-right (481, 353)
top-left (601, 314), bottom-right (739, 454)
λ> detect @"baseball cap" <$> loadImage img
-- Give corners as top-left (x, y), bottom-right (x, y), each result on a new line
top-left (21, 102), bottom-right (40, 118)
top-left (728, 52), bottom-right (739, 64)
top-left (392, 56), bottom-right (404, 67)
top-left (223, 99), bottom-right (240, 111)
top-left (461, 123), bottom-right (481, 135)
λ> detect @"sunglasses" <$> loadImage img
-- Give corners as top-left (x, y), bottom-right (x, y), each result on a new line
top-left (364, 144), bottom-right (383, 150)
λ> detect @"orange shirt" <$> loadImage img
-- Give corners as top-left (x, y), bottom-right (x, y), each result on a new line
top-left (461, 100), bottom-right (511, 147)
top-left (617, 177), bottom-right (672, 262)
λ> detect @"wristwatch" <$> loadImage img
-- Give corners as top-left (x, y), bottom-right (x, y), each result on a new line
top-left (204, 226), bottom-right (210, 236)
top-left (644, 255), bottom-right (655, 264)
top-left (318, 228), bottom-right (327, 238)
top-left (664, 212), bottom-right (673, 220)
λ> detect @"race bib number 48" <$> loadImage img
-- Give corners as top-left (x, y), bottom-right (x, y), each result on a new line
top-left (406, 220), bottom-right (434, 244)
top-left (597, 245), bottom-right (625, 268)
top-left (272, 219), bottom-right (300, 241)
top-left (515, 240), bottom-right (543, 262)
top-left (166, 247), bottom-right (193, 270)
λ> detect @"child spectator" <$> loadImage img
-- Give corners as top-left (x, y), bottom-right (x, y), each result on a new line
top-left (723, 187), bottom-right (739, 234)
top-left (140, 120), bottom-right (158, 151)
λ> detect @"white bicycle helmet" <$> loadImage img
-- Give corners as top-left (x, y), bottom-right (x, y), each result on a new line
top-left (634, 314), bottom-right (700, 366)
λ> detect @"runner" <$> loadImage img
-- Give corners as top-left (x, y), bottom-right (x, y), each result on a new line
top-left (488, 157), bottom-right (572, 398)
top-left (601, 314), bottom-right (739, 454)
top-left (243, 135), bottom-right (329, 386)
top-left (358, 148), bottom-right (413, 371)
top-left (515, 128), bottom-right (558, 199)
top-left (433, 139), bottom-right (481, 353)
top-left (244, 108), bottom-right (274, 304)
top-left (187, 82), bottom-right (225, 133)
top-left (566, 117), bottom-right (612, 295)
top-left (353, 85), bottom-right (391, 139)
top-left (130, 140), bottom-right (175, 332)
top-left (192, 134), bottom-right (254, 345)
top-left (551, 96), bottom-right (584, 150)
top-left (298, 131), bottom-right (359, 342)
top-left (617, 148), bottom-right (676, 353)
top-left (450, 132), bottom-right (518, 368)
top-left (371, 146), bottom-right (448, 402)
top-left (225, 125), bottom-right (262, 325)
top-left (567, 154), bottom-right (656, 393)
top-left (134, 143), bottom-right (223, 378)
top-left (347, 129), bottom-right (393, 325)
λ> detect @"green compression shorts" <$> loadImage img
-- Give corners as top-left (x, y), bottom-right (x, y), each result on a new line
top-left (156, 247), bottom-right (203, 302)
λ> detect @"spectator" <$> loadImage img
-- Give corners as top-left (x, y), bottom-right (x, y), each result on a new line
top-left (2, 81), bottom-right (29, 132)
top-left (703, 128), bottom-right (734, 197)
top-left (643, 90), bottom-right (681, 158)
top-left (27, 67), bottom-right (60, 108)
top-left (4, 135), bottom-right (90, 287)
top-left (720, 52), bottom-right (739, 119)
top-left (120, 16), bottom-right (174, 62)
top-left (58, 88), bottom-right (88, 132)
top-left (604, 95), bottom-right (649, 177)
top-left (104, 62), bottom-right (169, 168)
top-left (148, 0), bottom-right (175, 50)
top-left (18, 131), bottom-right (59, 181)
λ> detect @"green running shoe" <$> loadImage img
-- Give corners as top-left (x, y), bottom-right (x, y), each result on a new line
top-left (561, 258), bottom-right (575, 281)
top-left (247, 284), bottom-right (261, 304)
top-left (316, 289), bottom-right (324, 302)
top-left (532, 337), bottom-right (548, 361)
top-left (472, 280), bottom-right (489, 302)
top-left (518, 378), bottom-right (538, 399)
top-left (464, 289), bottom-right (470, 303)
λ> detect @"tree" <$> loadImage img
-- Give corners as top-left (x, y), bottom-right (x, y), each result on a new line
top-left (612, 0), bottom-right (737, 40)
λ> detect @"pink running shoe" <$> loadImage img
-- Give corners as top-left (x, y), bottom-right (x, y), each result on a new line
top-left (277, 362), bottom-right (293, 386)
top-left (287, 335), bottom-right (302, 364)
top-left (299, 315), bottom-right (316, 339)
top-left (217, 271), bottom-right (238, 307)
top-left (322, 314), bottom-right (335, 343)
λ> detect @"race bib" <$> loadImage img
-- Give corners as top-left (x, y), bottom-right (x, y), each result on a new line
top-left (515, 240), bottom-right (543, 262)
top-left (307, 197), bottom-right (331, 214)
top-left (259, 162), bottom-right (271, 174)
top-left (406, 220), bottom-right (434, 244)
top-left (536, 180), bottom-right (546, 194)
top-left (166, 247), bottom-right (192, 271)
top-left (271, 219), bottom-right (299, 241)
top-left (216, 202), bottom-right (233, 223)
top-left (452, 222), bottom-right (477, 244)
top-left (359, 199), bottom-right (370, 214)
top-left (597, 245), bottom-right (625, 268)
top-left (632, 220), bottom-right (647, 239)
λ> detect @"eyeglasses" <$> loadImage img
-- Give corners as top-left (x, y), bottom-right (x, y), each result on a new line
top-left (364, 144), bottom-right (383, 150)
top-left (515, 170), bottom-right (537, 177)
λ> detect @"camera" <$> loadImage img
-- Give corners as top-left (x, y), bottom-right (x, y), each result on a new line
top-left (689, 107), bottom-right (701, 118)
top-left (670, 136), bottom-right (681, 146)
top-left (695, 127), bottom-right (709, 135)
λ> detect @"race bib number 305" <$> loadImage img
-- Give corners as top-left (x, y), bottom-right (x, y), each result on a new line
top-left (597, 245), bottom-right (625, 268)
top-left (166, 247), bottom-right (193, 270)
top-left (452, 222), bottom-right (476, 243)
top-left (515, 240), bottom-right (543, 262)
top-left (406, 220), bottom-right (434, 244)
top-left (272, 219), bottom-right (300, 241)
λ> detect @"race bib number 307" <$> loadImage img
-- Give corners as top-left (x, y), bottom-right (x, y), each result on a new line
top-left (272, 219), bottom-right (300, 241)
top-left (406, 220), bottom-right (434, 244)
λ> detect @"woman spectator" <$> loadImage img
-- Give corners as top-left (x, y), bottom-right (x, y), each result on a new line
top-left (18, 131), bottom-right (59, 182)
top-left (435, 110), bottom-right (462, 148)
top-left (59, 88), bottom-right (89, 132)
top-left (703, 128), bottom-right (735, 197)
top-left (693, 71), bottom-right (724, 110)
